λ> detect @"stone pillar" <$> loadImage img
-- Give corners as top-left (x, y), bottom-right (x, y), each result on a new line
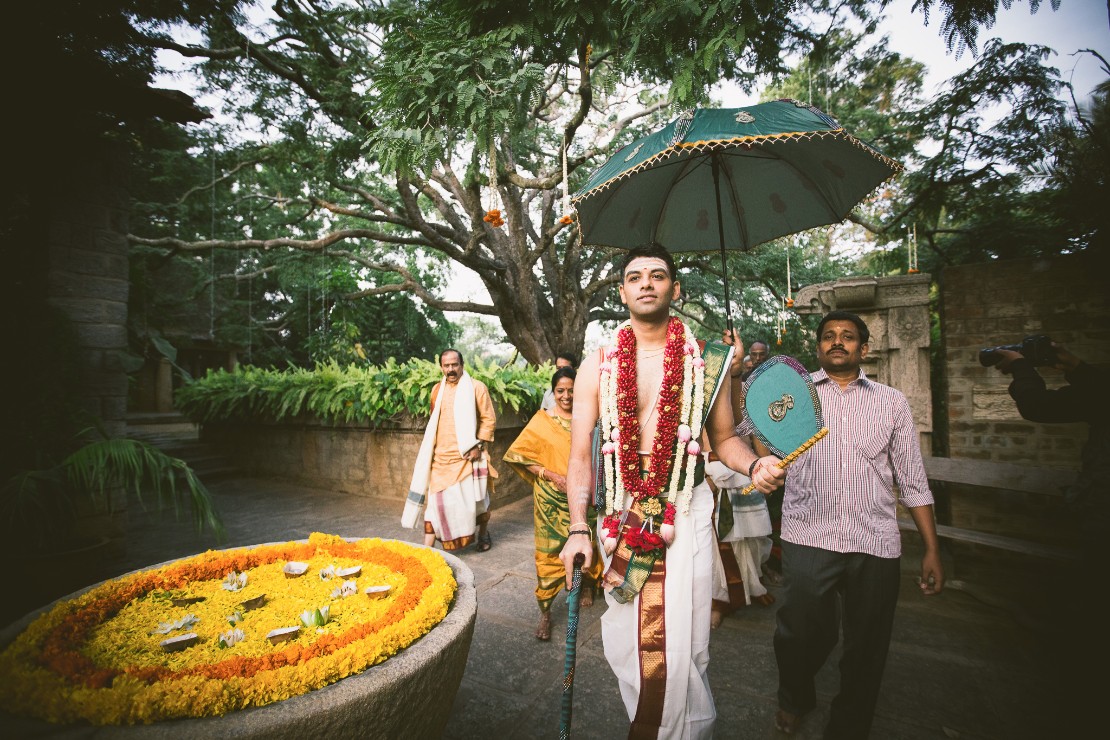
top-left (793, 274), bottom-right (933, 452)
top-left (45, 142), bottom-right (131, 440)
top-left (155, 358), bottom-right (174, 413)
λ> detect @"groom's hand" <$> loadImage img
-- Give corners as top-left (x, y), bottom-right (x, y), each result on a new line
top-left (560, 533), bottom-right (594, 588)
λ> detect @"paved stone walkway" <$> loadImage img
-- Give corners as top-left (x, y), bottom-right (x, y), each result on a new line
top-left (4, 477), bottom-right (1077, 738)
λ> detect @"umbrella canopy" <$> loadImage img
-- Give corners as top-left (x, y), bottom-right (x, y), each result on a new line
top-left (572, 99), bottom-right (902, 253)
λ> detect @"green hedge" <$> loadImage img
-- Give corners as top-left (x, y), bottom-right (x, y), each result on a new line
top-left (175, 358), bottom-right (552, 426)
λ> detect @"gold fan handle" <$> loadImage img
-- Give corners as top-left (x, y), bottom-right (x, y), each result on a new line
top-left (739, 427), bottom-right (829, 495)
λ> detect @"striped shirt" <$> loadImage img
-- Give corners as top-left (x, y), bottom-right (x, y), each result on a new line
top-left (781, 368), bottom-right (933, 559)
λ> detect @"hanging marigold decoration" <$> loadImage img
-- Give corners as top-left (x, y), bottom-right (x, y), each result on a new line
top-left (558, 132), bottom-right (575, 226)
top-left (485, 137), bottom-right (505, 228)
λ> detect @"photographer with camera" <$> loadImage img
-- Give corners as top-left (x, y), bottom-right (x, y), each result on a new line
top-left (989, 339), bottom-right (1109, 730)
top-left (989, 337), bottom-right (1108, 478)
top-left (987, 336), bottom-right (1108, 532)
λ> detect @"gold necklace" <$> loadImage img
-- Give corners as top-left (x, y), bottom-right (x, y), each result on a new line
top-left (637, 346), bottom-right (666, 358)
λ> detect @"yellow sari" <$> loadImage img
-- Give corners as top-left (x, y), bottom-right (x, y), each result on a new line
top-left (504, 410), bottom-right (602, 610)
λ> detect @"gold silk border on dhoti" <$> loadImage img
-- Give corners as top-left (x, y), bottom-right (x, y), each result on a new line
top-left (602, 500), bottom-right (663, 604)
top-left (628, 563), bottom-right (668, 739)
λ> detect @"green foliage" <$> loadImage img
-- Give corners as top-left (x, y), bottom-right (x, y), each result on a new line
top-left (2, 437), bottom-right (224, 555)
top-left (121, 0), bottom-right (1084, 366)
top-left (176, 358), bottom-right (552, 425)
top-left (901, 39), bottom-right (1071, 265)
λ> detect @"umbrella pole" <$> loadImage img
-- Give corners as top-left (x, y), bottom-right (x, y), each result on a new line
top-left (711, 153), bottom-right (733, 336)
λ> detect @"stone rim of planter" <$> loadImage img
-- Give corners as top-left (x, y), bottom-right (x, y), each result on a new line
top-left (0, 539), bottom-right (477, 740)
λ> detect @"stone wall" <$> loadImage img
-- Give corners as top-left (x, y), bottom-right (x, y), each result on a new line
top-left (47, 144), bottom-right (132, 440)
top-left (202, 411), bottom-right (533, 508)
top-left (941, 253), bottom-right (1110, 542)
top-left (793, 273), bottom-right (934, 451)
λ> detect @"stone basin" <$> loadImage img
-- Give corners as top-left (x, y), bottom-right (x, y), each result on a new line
top-left (0, 540), bottom-right (476, 739)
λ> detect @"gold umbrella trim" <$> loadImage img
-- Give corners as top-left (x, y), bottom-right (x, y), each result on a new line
top-left (571, 128), bottom-right (903, 206)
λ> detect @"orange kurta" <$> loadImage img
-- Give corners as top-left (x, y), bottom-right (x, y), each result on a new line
top-left (428, 379), bottom-right (498, 493)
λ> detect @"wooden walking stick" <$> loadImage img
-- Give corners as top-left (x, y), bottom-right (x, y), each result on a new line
top-left (559, 554), bottom-right (585, 740)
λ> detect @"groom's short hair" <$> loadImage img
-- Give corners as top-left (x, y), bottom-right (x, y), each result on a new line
top-left (619, 243), bottom-right (677, 280)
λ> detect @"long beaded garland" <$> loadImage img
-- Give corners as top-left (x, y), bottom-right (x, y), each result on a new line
top-left (598, 318), bottom-right (707, 549)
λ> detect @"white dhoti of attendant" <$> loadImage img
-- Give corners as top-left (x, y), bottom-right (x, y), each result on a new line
top-left (706, 459), bottom-right (773, 605)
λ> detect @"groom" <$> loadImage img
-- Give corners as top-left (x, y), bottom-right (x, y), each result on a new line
top-left (560, 244), bottom-right (784, 738)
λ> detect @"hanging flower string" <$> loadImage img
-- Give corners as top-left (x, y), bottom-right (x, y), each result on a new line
top-left (598, 318), bottom-right (705, 555)
top-left (907, 222), bottom-right (919, 274)
top-left (558, 132), bottom-right (574, 225)
top-left (483, 136), bottom-right (505, 228)
top-left (785, 248), bottom-right (795, 308)
top-left (558, 43), bottom-right (590, 227)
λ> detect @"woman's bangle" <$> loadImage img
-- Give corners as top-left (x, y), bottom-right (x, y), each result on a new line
top-left (569, 521), bottom-right (589, 529)
top-left (748, 459), bottom-right (760, 478)
top-left (538, 467), bottom-right (546, 480)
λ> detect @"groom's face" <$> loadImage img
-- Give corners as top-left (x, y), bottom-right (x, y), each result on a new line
top-left (440, 351), bottom-right (463, 384)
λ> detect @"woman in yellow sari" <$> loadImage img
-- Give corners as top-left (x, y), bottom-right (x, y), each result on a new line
top-left (504, 367), bottom-right (602, 640)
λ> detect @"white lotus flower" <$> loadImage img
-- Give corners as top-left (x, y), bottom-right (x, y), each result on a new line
top-left (331, 580), bottom-right (358, 598)
top-left (221, 571), bottom-right (248, 591)
top-left (218, 628), bottom-right (245, 649)
top-left (152, 613), bottom-right (199, 635)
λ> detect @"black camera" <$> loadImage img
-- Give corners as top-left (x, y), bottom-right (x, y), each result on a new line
top-left (978, 335), bottom-right (1057, 367)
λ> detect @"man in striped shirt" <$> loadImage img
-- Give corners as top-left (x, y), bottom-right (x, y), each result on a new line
top-left (774, 310), bottom-right (944, 739)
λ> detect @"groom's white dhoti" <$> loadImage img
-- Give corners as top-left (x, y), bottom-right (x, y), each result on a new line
top-left (601, 480), bottom-right (717, 739)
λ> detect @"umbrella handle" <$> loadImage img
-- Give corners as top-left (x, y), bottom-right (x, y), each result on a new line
top-left (559, 554), bottom-right (585, 740)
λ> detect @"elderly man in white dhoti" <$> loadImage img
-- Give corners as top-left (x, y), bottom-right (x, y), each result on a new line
top-left (402, 349), bottom-right (496, 552)
top-left (560, 244), bottom-right (784, 739)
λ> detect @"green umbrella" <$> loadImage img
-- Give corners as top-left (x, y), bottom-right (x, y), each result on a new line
top-left (572, 99), bottom-right (902, 329)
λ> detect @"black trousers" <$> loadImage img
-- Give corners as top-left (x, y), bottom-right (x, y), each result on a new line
top-left (773, 541), bottom-right (901, 740)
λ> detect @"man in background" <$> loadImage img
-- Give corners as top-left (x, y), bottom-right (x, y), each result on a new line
top-left (402, 349), bottom-right (496, 552)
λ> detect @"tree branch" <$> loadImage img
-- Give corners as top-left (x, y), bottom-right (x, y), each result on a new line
top-left (327, 249), bottom-right (498, 315)
top-left (128, 228), bottom-right (433, 252)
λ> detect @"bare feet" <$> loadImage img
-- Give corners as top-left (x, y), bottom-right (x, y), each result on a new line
top-left (752, 592), bottom-right (776, 606)
top-left (762, 566), bottom-right (784, 586)
top-left (535, 612), bottom-right (552, 641)
top-left (710, 608), bottom-right (723, 630)
top-left (775, 708), bottom-right (801, 734)
top-left (580, 584), bottom-right (594, 608)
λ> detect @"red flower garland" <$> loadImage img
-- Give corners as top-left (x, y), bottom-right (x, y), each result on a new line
top-left (613, 317), bottom-right (686, 503)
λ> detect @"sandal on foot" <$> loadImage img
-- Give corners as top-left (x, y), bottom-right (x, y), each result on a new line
top-left (476, 532), bottom-right (492, 552)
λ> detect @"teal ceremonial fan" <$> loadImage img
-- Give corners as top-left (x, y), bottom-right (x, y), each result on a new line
top-left (737, 355), bottom-right (828, 494)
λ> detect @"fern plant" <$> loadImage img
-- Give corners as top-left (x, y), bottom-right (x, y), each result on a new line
top-left (2, 436), bottom-right (224, 555)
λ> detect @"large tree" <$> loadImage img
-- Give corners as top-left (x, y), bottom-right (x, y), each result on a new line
top-left (128, 0), bottom-right (1075, 363)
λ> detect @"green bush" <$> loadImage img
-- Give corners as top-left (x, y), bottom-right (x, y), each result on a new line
top-left (176, 358), bottom-right (553, 426)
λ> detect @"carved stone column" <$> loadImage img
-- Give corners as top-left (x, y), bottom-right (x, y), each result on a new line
top-left (793, 274), bottom-right (933, 452)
